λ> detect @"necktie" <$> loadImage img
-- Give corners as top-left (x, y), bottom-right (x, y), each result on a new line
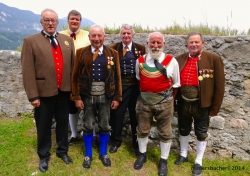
top-left (154, 59), bottom-right (167, 78)
top-left (123, 45), bottom-right (128, 56)
top-left (93, 49), bottom-right (99, 61)
top-left (49, 35), bottom-right (57, 49)
top-left (70, 32), bottom-right (76, 40)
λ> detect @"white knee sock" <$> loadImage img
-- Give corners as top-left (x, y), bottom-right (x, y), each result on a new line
top-left (195, 140), bottom-right (207, 165)
top-left (160, 141), bottom-right (171, 160)
top-left (69, 113), bottom-right (78, 138)
top-left (137, 137), bottom-right (148, 153)
top-left (179, 135), bottom-right (190, 157)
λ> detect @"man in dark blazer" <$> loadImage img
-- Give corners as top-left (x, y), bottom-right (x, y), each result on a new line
top-left (72, 25), bottom-right (122, 169)
top-left (109, 24), bottom-right (146, 156)
top-left (21, 8), bottom-right (74, 172)
top-left (174, 32), bottom-right (225, 176)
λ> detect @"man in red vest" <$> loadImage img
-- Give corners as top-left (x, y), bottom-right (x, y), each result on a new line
top-left (21, 8), bottom-right (74, 172)
top-left (174, 32), bottom-right (225, 176)
top-left (134, 32), bottom-right (180, 176)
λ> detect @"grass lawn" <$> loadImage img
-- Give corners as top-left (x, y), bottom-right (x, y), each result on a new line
top-left (0, 115), bottom-right (249, 176)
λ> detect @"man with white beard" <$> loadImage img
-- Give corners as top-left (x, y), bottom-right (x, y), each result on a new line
top-left (134, 32), bottom-right (180, 176)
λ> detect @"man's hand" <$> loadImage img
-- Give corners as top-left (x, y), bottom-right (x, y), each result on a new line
top-left (209, 112), bottom-right (217, 116)
top-left (111, 100), bottom-right (119, 110)
top-left (75, 100), bottom-right (84, 110)
top-left (31, 99), bottom-right (40, 108)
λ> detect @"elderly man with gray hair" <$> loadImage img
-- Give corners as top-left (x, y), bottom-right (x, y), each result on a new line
top-left (134, 31), bottom-right (180, 176)
top-left (109, 24), bottom-right (146, 156)
top-left (72, 25), bottom-right (122, 169)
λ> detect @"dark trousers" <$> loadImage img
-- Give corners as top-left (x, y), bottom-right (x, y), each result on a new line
top-left (110, 85), bottom-right (139, 149)
top-left (34, 90), bottom-right (70, 159)
top-left (81, 94), bottom-right (111, 134)
top-left (177, 98), bottom-right (210, 141)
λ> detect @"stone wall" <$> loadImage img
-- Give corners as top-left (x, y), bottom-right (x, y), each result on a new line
top-left (0, 34), bottom-right (250, 160)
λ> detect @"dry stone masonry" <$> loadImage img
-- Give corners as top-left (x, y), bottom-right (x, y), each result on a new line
top-left (0, 34), bottom-right (250, 160)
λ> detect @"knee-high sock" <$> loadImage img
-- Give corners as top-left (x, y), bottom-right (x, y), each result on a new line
top-left (69, 113), bottom-right (78, 138)
top-left (137, 137), bottom-right (148, 153)
top-left (83, 133), bottom-right (93, 157)
top-left (179, 135), bottom-right (190, 157)
top-left (99, 133), bottom-right (110, 156)
top-left (160, 141), bottom-right (171, 160)
top-left (195, 140), bottom-right (207, 165)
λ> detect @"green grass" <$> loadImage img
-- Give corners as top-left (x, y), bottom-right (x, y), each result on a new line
top-left (61, 21), bottom-right (250, 36)
top-left (0, 115), bottom-right (249, 176)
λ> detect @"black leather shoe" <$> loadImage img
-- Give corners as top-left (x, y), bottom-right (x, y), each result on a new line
top-left (109, 145), bottom-right (119, 153)
top-left (192, 163), bottom-right (202, 176)
top-left (82, 156), bottom-right (92, 169)
top-left (174, 155), bottom-right (188, 165)
top-left (39, 158), bottom-right (49, 172)
top-left (68, 137), bottom-right (77, 144)
top-left (57, 154), bottom-right (73, 164)
top-left (158, 158), bottom-right (168, 176)
top-left (99, 155), bottom-right (111, 167)
top-left (134, 152), bottom-right (147, 170)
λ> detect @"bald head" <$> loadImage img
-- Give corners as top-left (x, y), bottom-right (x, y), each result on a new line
top-left (147, 32), bottom-right (165, 43)
top-left (88, 25), bottom-right (106, 49)
top-left (147, 32), bottom-right (165, 59)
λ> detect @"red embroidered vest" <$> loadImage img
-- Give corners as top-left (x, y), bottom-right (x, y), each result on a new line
top-left (180, 56), bottom-right (199, 86)
top-left (138, 55), bottom-right (173, 93)
top-left (52, 44), bottom-right (64, 89)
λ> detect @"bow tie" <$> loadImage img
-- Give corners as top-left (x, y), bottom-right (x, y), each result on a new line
top-left (70, 33), bottom-right (76, 40)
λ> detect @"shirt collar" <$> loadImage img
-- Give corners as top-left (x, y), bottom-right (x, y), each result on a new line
top-left (189, 50), bottom-right (203, 58)
top-left (122, 42), bottom-right (132, 51)
top-left (43, 30), bottom-right (57, 37)
top-left (91, 45), bottom-right (103, 54)
top-left (68, 29), bottom-right (80, 35)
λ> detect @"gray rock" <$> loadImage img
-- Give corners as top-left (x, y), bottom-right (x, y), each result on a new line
top-left (210, 116), bottom-right (225, 129)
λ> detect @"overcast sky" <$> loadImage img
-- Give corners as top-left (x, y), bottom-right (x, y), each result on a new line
top-left (1, 0), bottom-right (249, 32)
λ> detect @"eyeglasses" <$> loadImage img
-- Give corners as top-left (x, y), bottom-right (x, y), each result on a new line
top-left (43, 19), bottom-right (57, 23)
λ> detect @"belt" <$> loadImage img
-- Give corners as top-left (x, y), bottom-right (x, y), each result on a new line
top-left (181, 95), bottom-right (199, 102)
top-left (121, 74), bottom-right (137, 85)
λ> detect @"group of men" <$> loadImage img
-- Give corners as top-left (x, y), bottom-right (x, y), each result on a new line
top-left (21, 8), bottom-right (225, 176)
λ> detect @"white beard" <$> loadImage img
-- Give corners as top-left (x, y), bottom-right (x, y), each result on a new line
top-left (149, 47), bottom-right (164, 60)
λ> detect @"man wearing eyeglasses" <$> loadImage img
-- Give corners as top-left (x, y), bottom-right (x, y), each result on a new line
top-left (21, 8), bottom-right (75, 172)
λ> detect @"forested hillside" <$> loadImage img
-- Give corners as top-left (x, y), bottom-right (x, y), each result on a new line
top-left (0, 32), bottom-right (29, 50)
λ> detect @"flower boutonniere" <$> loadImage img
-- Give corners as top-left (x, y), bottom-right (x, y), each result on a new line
top-left (107, 56), bottom-right (114, 69)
